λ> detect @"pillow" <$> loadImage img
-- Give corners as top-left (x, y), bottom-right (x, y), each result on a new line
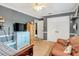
top-left (73, 44), bottom-right (79, 52)
top-left (69, 36), bottom-right (79, 45)
top-left (64, 45), bottom-right (72, 54)
top-left (57, 39), bottom-right (68, 46)
top-left (73, 45), bottom-right (79, 48)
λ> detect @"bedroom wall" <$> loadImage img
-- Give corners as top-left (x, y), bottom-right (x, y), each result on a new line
top-left (0, 5), bottom-right (37, 42)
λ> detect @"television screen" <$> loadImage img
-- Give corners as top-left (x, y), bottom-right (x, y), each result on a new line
top-left (13, 23), bottom-right (27, 31)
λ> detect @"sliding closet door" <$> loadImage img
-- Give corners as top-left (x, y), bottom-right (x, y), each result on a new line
top-left (47, 16), bottom-right (70, 42)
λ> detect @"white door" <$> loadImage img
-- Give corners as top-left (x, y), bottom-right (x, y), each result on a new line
top-left (37, 20), bottom-right (44, 39)
top-left (47, 16), bottom-right (70, 42)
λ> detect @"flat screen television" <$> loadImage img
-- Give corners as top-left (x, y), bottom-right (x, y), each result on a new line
top-left (13, 23), bottom-right (26, 31)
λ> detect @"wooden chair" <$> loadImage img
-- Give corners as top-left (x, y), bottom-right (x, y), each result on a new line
top-left (0, 42), bottom-right (33, 56)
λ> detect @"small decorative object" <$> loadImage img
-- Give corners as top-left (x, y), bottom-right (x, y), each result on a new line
top-left (0, 16), bottom-right (5, 23)
top-left (0, 16), bottom-right (5, 29)
top-left (73, 23), bottom-right (77, 31)
top-left (64, 45), bottom-right (72, 54)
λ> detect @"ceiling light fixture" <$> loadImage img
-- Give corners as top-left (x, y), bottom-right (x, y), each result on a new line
top-left (32, 3), bottom-right (46, 11)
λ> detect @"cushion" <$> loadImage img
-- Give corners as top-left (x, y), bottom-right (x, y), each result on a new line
top-left (72, 44), bottom-right (79, 52)
top-left (69, 36), bottom-right (79, 45)
top-left (53, 43), bottom-right (65, 51)
top-left (64, 45), bottom-right (72, 54)
top-left (57, 39), bottom-right (68, 46)
top-left (52, 42), bottom-right (70, 56)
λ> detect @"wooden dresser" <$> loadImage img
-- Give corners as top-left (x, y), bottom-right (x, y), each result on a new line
top-left (14, 44), bottom-right (33, 56)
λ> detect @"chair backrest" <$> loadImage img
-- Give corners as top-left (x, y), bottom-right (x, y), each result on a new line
top-left (0, 42), bottom-right (33, 56)
top-left (0, 42), bottom-right (17, 56)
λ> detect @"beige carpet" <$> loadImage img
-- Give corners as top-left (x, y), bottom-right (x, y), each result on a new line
top-left (33, 40), bottom-right (54, 56)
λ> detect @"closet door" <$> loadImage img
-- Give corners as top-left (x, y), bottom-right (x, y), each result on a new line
top-left (47, 16), bottom-right (69, 42)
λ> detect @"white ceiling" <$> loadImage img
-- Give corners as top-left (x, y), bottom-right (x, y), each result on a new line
top-left (0, 3), bottom-right (78, 18)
